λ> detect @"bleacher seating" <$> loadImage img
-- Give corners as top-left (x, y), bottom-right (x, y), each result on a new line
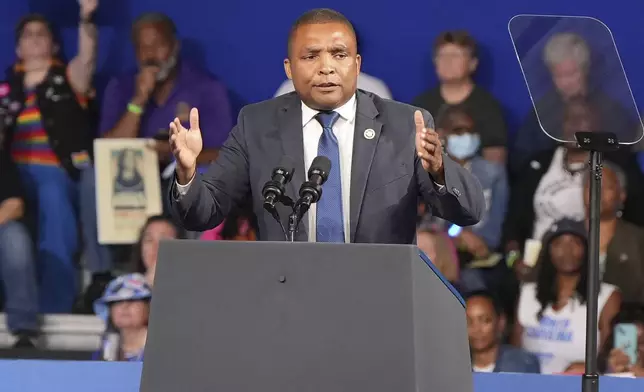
top-left (0, 313), bottom-right (102, 351)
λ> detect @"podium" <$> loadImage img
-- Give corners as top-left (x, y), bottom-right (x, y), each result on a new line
top-left (140, 241), bottom-right (473, 392)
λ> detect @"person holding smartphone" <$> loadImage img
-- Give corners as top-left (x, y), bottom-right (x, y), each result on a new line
top-left (600, 305), bottom-right (644, 377)
top-left (511, 219), bottom-right (622, 374)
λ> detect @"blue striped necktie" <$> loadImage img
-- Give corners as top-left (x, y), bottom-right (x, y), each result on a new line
top-left (315, 111), bottom-right (344, 243)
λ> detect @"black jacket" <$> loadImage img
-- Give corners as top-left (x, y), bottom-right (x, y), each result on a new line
top-left (0, 62), bottom-right (94, 181)
top-left (0, 150), bottom-right (24, 204)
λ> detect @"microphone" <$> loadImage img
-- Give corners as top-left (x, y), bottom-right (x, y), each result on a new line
top-left (262, 156), bottom-right (296, 211)
top-left (262, 156), bottom-right (296, 240)
top-left (299, 156), bottom-right (331, 205)
top-left (292, 156), bottom-right (332, 233)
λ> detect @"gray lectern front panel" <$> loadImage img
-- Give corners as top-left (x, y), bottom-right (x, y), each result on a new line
top-left (140, 241), bottom-right (472, 392)
top-left (412, 255), bottom-right (473, 392)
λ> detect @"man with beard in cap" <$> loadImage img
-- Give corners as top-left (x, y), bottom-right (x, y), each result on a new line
top-left (77, 12), bottom-right (233, 311)
top-left (99, 12), bottom-right (232, 164)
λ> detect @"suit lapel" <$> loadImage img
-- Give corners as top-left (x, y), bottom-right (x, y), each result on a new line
top-left (277, 93), bottom-right (308, 239)
top-left (350, 91), bottom-right (382, 242)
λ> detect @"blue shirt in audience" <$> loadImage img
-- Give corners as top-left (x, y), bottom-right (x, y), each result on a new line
top-left (492, 345), bottom-right (541, 373)
top-left (467, 156), bottom-right (508, 250)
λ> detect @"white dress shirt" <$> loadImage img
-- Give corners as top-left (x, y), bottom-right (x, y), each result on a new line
top-left (302, 95), bottom-right (356, 243)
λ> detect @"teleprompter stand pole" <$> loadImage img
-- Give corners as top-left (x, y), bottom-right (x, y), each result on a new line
top-left (575, 131), bottom-right (619, 392)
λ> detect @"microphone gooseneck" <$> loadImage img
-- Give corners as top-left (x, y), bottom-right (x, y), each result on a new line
top-left (261, 155), bottom-right (331, 242)
top-left (262, 156), bottom-right (296, 240)
top-left (262, 156), bottom-right (295, 210)
top-left (290, 156), bottom-right (332, 238)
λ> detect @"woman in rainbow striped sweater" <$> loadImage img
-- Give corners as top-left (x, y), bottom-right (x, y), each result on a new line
top-left (0, 0), bottom-right (109, 314)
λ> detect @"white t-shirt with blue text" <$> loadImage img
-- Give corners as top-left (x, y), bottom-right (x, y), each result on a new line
top-left (518, 282), bottom-right (617, 374)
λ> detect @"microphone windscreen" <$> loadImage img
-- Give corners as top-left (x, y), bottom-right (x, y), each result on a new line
top-left (309, 156), bottom-right (332, 180)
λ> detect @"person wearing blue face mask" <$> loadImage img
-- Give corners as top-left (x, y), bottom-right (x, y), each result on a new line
top-left (447, 131), bottom-right (481, 161)
top-left (438, 105), bottom-right (509, 266)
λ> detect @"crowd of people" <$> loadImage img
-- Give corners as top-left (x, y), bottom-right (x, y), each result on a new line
top-left (0, 3), bottom-right (642, 376)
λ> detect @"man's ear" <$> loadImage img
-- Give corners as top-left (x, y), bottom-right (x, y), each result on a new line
top-left (284, 58), bottom-right (292, 80)
top-left (469, 57), bottom-right (479, 74)
top-left (356, 54), bottom-right (362, 75)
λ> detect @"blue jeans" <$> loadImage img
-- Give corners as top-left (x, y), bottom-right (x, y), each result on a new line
top-left (78, 167), bottom-right (112, 273)
top-left (0, 220), bottom-right (38, 333)
top-left (18, 164), bottom-right (111, 313)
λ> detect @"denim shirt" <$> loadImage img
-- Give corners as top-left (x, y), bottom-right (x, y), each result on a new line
top-left (467, 156), bottom-right (508, 250)
top-left (493, 345), bottom-right (541, 373)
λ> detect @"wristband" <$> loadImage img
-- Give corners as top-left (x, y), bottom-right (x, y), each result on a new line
top-left (506, 250), bottom-right (520, 268)
top-left (127, 102), bottom-right (143, 115)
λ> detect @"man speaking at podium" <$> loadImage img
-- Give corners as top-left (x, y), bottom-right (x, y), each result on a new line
top-left (167, 8), bottom-right (484, 244)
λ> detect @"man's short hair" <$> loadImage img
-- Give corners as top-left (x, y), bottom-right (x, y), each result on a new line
top-left (353, 26), bottom-right (362, 54)
top-left (582, 160), bottom-right (627, 194)
top-left (15, 13), bottom-right (56, 45)
top-left (464, 290), bottom-right (503, 316)
top-left (435, 104), bottom-right (473, 131)
top-left (433, 30), bottom-right (477, 58)
top-left (287, 8), bottom-right (356, 57)
top-left (131, 12), bottom-right (177, 43)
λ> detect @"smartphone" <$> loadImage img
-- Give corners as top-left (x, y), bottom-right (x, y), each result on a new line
top-left (448, 224), bottom-right (462, 238)
top-left (523, 239), bottom-right (542, 268)
top-left (614, 323), bottom-right (638, 365)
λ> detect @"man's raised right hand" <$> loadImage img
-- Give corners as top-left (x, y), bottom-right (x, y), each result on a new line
top-left (169, 108), bottom-right (203, 184)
